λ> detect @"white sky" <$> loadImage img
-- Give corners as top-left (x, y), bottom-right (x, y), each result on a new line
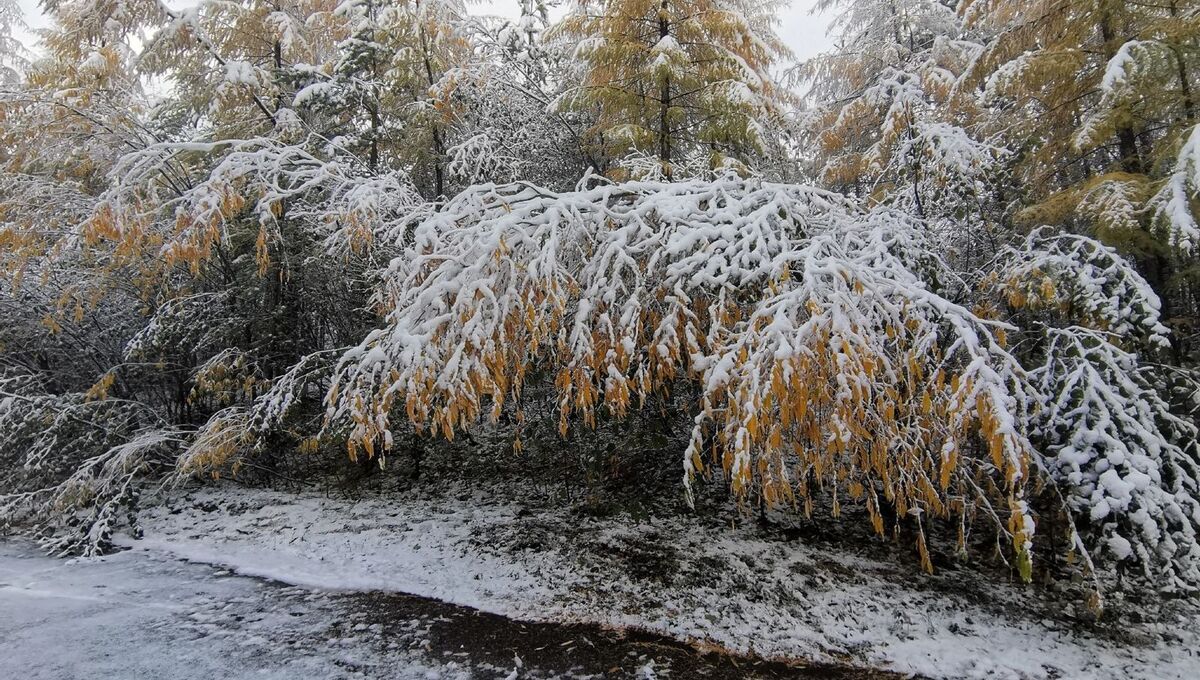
top-left (13, 0), bottom-right (834, 63)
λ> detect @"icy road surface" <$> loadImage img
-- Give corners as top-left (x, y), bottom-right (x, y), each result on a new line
top-left (0, 541), bottom-right (882, 679)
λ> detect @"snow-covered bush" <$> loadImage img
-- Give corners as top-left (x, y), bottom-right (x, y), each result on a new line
top-left (1026, 327), bottom-right (1200, 589)
top-left (177, 348), bottom-right (343, 478)
top-left (998, 228), bottom-right (1170, 350)
top-left (328, 174), bottom-right (1039, 576)
top-left (997, 229), bottom-right (1200, 591)
top-left (0, 374), bottom-right (180, 555)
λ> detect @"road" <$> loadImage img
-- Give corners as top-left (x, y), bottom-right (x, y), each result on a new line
top-left (0, 540), bottom-right (893, 679)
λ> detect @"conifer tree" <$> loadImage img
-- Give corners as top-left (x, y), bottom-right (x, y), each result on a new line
top-left (552, 0), bottom-right (791, 178)
top-left (0, 0), bottom-right (26, 84)
top-left (800, 0), bottom-right (1006, 267)
top-left (293, 0), bottom-right (392, 171)
top-left (963, 0), bottom-right (1200, 342)
top-left (374, 0), bottom-right (472, 199)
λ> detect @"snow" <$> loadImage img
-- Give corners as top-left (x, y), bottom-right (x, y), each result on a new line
top-left (1100, 42), bottom-right (1140, 95)
top-left (1109, 535), bottom-right (1134, 562)
top-left (649, 34), bottom-right (685, 73)
top-left (0, 540), bottom-right (465, 679)
top-left (80, 50), bottom-right (108, 74)
top-left (223, 60), bottom-right (260, 86)
top-left (104, 484), bottom-right (1200, 680)
top-left (651, 35), bottom-right (683, 57)
top-left (1002, 229), bottom-right (1170, 348)
top-left (1074, 41), bottom-right (1148, 151)
top-left (1153, 124), bottom-right (1200, 253)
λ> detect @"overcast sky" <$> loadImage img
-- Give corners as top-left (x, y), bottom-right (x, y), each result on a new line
top-left (12, 0), bottom-right (834, 65)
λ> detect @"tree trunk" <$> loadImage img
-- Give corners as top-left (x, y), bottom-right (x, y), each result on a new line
top-left (417, 5), bottom-right (446, 199)
top-left (658, 1), bottom-right (672, 179)
top-left (1099, 16), bottom-right (1144, 174)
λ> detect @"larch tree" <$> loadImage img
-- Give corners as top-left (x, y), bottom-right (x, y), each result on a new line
top-left (290, 0), bottom-right (474, 199)
top-left (799, 0), bottom-right (1007, 269)
top-left (962, 0), bottom-right (1200, 348)
top-left (296, 0), bottom-right (395, 172)
top-left (552, 0), bottom-right (792, 179)
top-left (374, 0), bottom-right (472, 199)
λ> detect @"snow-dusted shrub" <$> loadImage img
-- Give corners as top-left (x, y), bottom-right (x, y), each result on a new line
top-left (1027, 327), bottom-right (1200, 589)
top-left (0, 374), bottom-right (180, 555)
top-left (329, 174), bottom-right (1039, 576)
top-left (177, 348), bottom-right (343, 478)
top-left (998, 228), bottom-right (1170, 349)
top-left (998, 229), bottom-right (1200, 591)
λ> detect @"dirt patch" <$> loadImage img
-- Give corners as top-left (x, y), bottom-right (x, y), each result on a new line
top-left (347, 589), bottom-right (910, 679)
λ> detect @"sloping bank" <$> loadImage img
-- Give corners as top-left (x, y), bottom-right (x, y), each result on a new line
top-left (118, 483), bottom-right (1200, 679)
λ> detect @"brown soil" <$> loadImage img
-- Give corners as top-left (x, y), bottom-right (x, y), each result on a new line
top-left (343, 588), bottom-right (910, 679)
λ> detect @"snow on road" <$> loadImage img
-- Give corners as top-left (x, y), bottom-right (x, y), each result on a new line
top-left (0, 540), bottom-right (464, 680)
top-left (1, 537), bottom-right (871, 679)
top-left (110, 484), bottom-right (1200, 680)
top-left (4, 482), bottom-right (1199, 679)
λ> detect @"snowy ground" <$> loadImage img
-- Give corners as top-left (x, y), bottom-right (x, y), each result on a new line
top-left (1, 537), bottom-right (873, 679)
top-left (0, 540), bottom-right (464, 679)
top-left (65, 482), bottom-right (1199, 680)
